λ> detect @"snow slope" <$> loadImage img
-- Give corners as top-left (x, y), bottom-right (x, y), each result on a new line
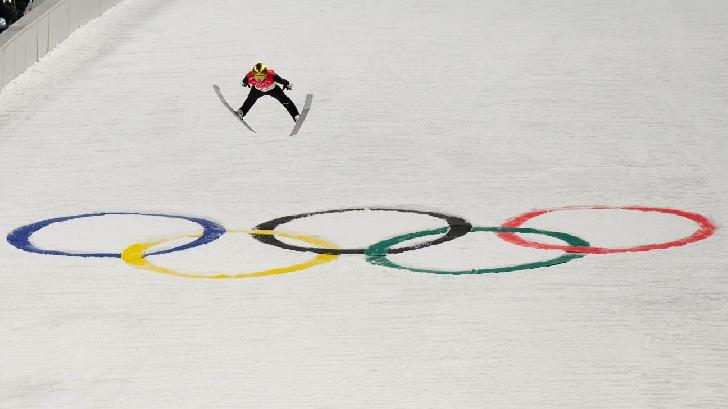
top-left (1, 0), bottom-right (727, 408)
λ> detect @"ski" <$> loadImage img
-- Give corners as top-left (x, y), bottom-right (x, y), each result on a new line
top-left (289, 94), bottom-right (314, 136)
top-left (212, 84), bottom-right (255, 133)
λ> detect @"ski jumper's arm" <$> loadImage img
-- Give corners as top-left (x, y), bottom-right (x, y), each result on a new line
top-left (241, 73), bottom-right (251, 87)
top-left (273, 74), bottom-right (290, 86)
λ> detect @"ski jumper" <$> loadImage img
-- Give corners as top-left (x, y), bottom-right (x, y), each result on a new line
top-left (239, 69), bottom-right (299, 120)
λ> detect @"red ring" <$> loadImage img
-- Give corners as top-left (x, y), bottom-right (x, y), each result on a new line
top-left (497, 206), bottom-right (716, 254)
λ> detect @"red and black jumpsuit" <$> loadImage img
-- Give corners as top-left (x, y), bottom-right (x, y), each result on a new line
top-left (239, 69), bottom-right (299, 120)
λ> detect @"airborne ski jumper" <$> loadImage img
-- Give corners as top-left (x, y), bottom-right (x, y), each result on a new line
top-left (236, 63), bottom-right (299, 122)
top-left (213, 63), bottom-right (313, 135)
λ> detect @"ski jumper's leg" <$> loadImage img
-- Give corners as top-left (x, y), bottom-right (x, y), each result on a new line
top-left (239, 88), bottom-right (264, 116)
top-left (268, 86), bottom-right (300, 119)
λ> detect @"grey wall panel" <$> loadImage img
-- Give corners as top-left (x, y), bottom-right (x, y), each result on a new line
top-left (89, 1), bottom-right (101, 19)
top-left (69, 0), bottom-right (80, 30)
top-left (2, 43), bottom-right (13, 88)
top-left (0, 47), bottom-right (4, 88)
top-left (25, 27), bottom-right (39, 68)
top-left (37, 14), bottom-right (50, 58)
top-left (83, 0), bottom-right (99, 24)
top-left (48, 4), bottom-right (60, 50)
top-left (78, 0), bottom-right (92, 26)
top-left (13, 31), bottom-right (27, 77)
top-left (100, 0), bottom-right (117, 13)
top-left (60, 1), bottom-right (71, 42)
top-left (48, 1), bottom-right (70, 51)
top-left (70, 0), bottom-right (84, 30)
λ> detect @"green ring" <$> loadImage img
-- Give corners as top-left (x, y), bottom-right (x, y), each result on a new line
top-left (365, 226), bottom-right (590, 275)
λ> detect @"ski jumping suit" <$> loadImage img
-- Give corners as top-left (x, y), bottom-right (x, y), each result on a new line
top-left (239, 69), bottom-right (299, 120)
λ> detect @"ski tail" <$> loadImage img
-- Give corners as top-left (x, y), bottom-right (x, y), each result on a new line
top-left (213, 84), bottom-right (255, 133)
top-left (290, 94), bottom-right (314, 136)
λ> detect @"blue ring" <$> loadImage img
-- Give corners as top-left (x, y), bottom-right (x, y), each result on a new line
top-left (7, 212), bottom-right (226, 258)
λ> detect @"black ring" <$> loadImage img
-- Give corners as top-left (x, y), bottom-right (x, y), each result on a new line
top-left (251, 208), bottom-right (473, 255)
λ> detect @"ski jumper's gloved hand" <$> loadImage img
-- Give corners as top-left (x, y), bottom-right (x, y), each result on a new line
top-left (241, 77), bottom-right (250, 88)
top-left (283, 84), bottom-right (293, 90)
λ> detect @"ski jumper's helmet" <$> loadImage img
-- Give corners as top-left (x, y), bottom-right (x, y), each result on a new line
top-left (252, 63), bottom-right (267, 81)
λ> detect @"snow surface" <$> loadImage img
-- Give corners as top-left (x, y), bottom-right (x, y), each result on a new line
top-left (1, 0), bottom-right (727, 408)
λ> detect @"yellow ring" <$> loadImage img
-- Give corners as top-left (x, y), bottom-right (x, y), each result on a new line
top-left (120, 229), bottom-right (338, 279)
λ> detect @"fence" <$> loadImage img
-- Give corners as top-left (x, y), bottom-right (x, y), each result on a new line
top-left (0, 0), bottom-right (122, 90)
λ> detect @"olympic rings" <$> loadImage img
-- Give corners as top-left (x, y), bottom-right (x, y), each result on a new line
top-left (5, 206), bottom-right (717, 279)
top-left (366, 226), bottom-right (589, 274)
top-left (252, 207), bottom-right (472, 255)
top-left (6, 212), bottom-right (225, 258)
top-left (498, 206), bottom-right (717, 254)
top-left (121, 230), bottom-right (338, 279)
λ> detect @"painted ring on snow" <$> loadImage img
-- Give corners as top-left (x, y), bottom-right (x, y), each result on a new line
top-left (497, 206), bottom-right (716, 254)
top-left (121, 229), bottom-right (339, 279)
top-left (6, 212), bottom-right (226, 258)
top-left (365, 226), bottom-right (590, 274)
top-left (252, 208), bottom-right (473, 255)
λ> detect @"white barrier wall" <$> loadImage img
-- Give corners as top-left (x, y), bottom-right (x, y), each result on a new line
top-left (0, 0), bottom-right (123, 90)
